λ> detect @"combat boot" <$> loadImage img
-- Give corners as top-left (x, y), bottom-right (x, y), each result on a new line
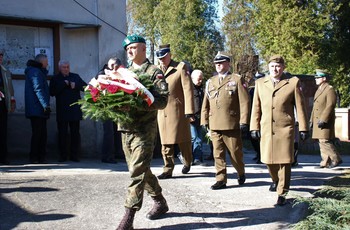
top-left (146, 194), bottom-right (169, 220)
top-left (116, 207), bottom-right (136, 230)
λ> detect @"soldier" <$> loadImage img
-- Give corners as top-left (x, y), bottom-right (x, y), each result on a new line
top-left (310, 69), bottom-right (342, 168)
top-left (250, 55), bottom-right (309, 206)
top-left (156, 44), bottom-right (195, 179)
top-left (116, 35), bottom-right (169, 230)
top-left (201, 51), bottom-right (250, 190)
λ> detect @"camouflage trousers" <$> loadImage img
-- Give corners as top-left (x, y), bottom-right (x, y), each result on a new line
top-left (121, 131), bottom-right (162, 210)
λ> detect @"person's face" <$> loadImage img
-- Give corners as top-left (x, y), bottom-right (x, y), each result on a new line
top-left (158, 53), bottom-right (171, 67)
top-left (315, 77), bottom-right (326, 86)
top-left (126, 43), bottom-right (145, 62)
top-left (215, 61), bottom-right (230, 74)
top-left (191, 73), bottom-right (203, 86)
top-left (59, 63), bottom-right (70, 76)
top-left (268, 62), bottom-right (285, 79)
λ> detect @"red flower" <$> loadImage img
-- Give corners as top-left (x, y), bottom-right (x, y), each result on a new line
top-left (90, 87), bottom-right (100, 102)
top-left (107, 84), bottom-right (119, 93)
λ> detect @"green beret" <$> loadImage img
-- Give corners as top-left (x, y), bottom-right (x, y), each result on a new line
top-left (268, 54), bottom-right (285, 64)
top-left (122, 34), bottom-right (146, 50)
top-left (315, 69), bottom-right (329, 78)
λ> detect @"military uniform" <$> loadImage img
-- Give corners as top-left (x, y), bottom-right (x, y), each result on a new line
top-left (201, 70), bottom-right (250, 184)
top-left (310, 70), bottom-right (342, 167)
top-left (156, 45), bottom-right (195, 176)
top-left (117, 59), bottom-right (168, 210)
top-left (250, 73), bottom-right (308, 196)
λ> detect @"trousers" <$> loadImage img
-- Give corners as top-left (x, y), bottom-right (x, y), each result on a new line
top-left (122, 131), bottom-right (162, 210)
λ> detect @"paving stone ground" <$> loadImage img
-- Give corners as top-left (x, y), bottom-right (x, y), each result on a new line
top-left (0, 151), bottom-right (348, 230)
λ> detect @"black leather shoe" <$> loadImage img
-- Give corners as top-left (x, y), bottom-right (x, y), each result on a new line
top-left (269, 181), bottom-right (278, 192)
top-left (328, 160), bottom-right (343, 169)
top-left (276, 196), bottom-right (286, 206)
top-left (238, 174), bottom-right (246, 185)
top-left (157, 172), bottom-right (172, 180)
top-left (210, 181), bottom-right (226, 190)
top-left (182, 165), bottom-right (191, 174)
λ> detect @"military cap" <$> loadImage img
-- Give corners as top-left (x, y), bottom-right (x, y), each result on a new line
top-left (122, 34), bottom-right (146, 50)
top-left (268, 54), bottom-right (285, 64)
top-left (156, 44), bottom-right (171, 59)
top-left (213, 51), bottom-right (231, 63)
top-left (315, 69), bottom-right (329, 78)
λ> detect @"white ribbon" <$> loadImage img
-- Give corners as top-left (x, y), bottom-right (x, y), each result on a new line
top-left (94, 68), bottom-right (154, 106)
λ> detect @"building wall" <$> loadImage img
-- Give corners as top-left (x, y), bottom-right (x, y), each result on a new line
top-left (0, 0), bottom-right (127, 160)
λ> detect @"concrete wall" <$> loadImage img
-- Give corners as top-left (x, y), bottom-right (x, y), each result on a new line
top-left (1, 0), bottom-right (127, 159)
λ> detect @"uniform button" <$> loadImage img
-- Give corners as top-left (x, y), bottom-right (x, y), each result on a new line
top-left (272, 132), bottom-right (275, 135)
top-left (272, 107), bottom-right (275, 109)
top-left (273, 120), bottom-right (275, 122)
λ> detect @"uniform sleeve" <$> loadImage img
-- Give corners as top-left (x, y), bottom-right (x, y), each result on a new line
top-left (200, 80), bottom-right (210, 126)
top-left (143, 68), bottom-right (168, 111)
top-left (180, 62), bottom-right (195, 115)
top-left (320, 87), bottom-right (337, 123)
top-left (237, 76), bottom-right (250, 125)
top-left (294, 79), bottom-right (309, 132)
top-left (249, 80), bottom-right (261, 131)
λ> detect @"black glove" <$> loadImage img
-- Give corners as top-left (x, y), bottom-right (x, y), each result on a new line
top-left (44, 107), bottom-right (51, 116)
top-left (240, 124), bottom-right (249, 135)
top-left (317, 121), bottom-right (326, 129)
top-left (250, 130), bottom-right (261, 140)
top-left (299, 131), bottom-right (309, 141)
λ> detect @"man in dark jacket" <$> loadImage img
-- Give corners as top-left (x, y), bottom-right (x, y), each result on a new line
top-left (190, 69), bottom-right (206, 165)
top-left (25, 54), bottom-right (50, 163)
top-left (49, 60), bottom-right (87, 162)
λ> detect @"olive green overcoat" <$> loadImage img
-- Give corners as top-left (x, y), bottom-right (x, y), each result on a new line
top-left (157, 60), bottom-right (195, 144)
top-left (310, 82), bottom-right (336, 139)
top-left (250, 74), bottom-right (309, 164)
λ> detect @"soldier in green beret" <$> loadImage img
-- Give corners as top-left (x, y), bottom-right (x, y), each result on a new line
top-left (116, 34), bottom-right (169, 229)
top-left (310, 69), bottom-right (342, 168)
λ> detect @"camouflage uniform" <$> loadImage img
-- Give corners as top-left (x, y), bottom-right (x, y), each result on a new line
top-left (118, 59), bottom-right (168, 210)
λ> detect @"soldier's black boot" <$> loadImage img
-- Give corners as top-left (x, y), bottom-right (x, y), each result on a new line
top-left (116, 207), bottom-right (136, 230)
top-left (146, 194), bottom-right (169, 220)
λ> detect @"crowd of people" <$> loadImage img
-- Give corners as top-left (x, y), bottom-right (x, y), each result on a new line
top-left (0, 34), bottom-right (344, 229)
